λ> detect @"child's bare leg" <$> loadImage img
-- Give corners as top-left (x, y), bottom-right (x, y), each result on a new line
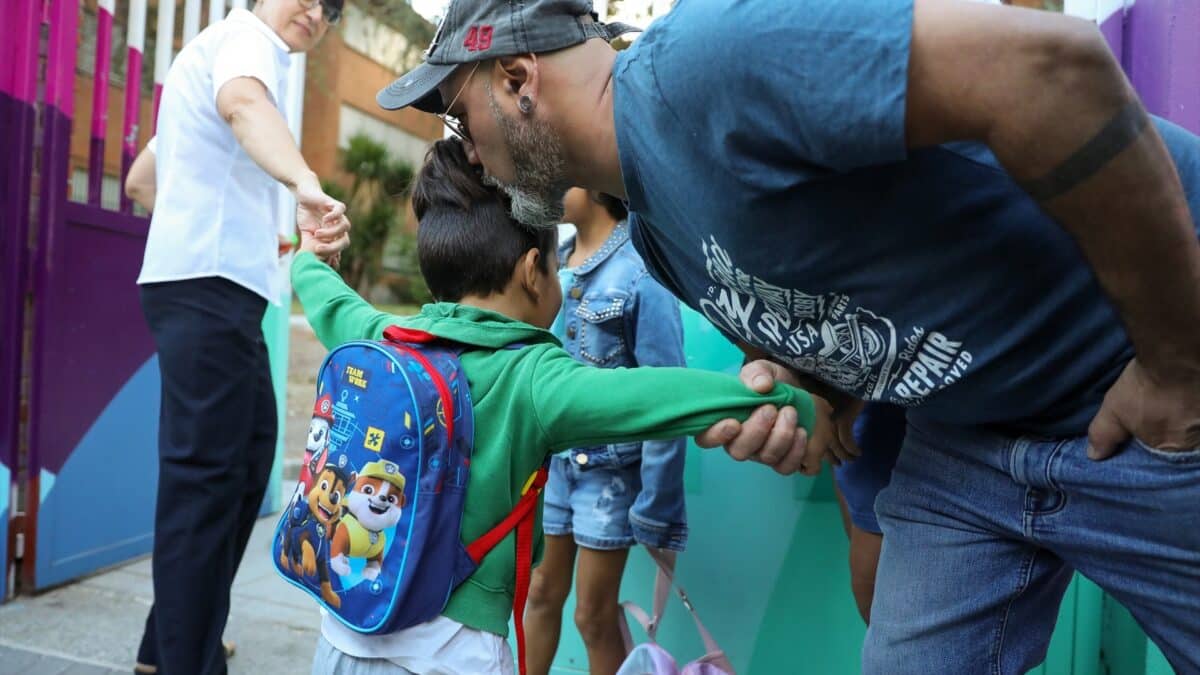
top-left (848, 525), bottom-right (883, 623)
top-left (836, 484), bottom-right (883, 623)
top-left (574, 547), bottom-right (632, 675)
top-left (526, 534), bottom-right (578, 675)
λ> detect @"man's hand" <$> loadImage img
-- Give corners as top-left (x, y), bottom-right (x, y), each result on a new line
top-left (695, 359), bottom-right (864, 476)
top-left (1088, 358), bottom-right (1200, 459)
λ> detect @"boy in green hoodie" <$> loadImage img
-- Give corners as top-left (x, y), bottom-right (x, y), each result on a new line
top-left (294, 139), bottom-right (816, 675)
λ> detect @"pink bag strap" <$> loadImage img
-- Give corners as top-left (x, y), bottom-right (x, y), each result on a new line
top-left (619, 547), bottom-right (736, 674)
top-left (618, 547), bottom-right (673, 649)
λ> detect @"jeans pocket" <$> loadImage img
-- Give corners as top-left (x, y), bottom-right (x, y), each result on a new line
top-left (1131, 437), bottom-right (1200, 463)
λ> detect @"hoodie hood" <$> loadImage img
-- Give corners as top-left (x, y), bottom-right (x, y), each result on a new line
top-left (395, 302), bottom-right (562, 350)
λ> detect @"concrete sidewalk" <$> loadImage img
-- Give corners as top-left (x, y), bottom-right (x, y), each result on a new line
top-left (0, 516), bottom-right (320, 674)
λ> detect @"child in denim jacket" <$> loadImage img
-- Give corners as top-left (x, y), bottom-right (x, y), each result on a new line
top-left (525, 189), bottom-right (688, 674)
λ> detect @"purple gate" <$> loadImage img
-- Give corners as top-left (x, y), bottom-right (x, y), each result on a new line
top-left (0, 0), bottom-right (45, 601)
top-left (1, 0), bottom-right (183, 595)
top-left (17, 0), bottom-right (161, 592)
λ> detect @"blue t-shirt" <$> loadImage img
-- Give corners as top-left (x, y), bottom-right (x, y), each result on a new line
top-left (612, 0), bottom-right (1200, 435)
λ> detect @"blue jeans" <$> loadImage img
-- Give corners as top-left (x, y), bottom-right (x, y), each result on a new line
top-left (864, 417), bottom-right (1200, 674)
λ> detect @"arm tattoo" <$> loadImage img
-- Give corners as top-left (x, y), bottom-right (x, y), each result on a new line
top-left (1020, 99), bottom-right (1150, 202)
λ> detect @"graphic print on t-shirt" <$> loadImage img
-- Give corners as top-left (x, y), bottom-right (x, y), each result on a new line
top-left (698, 236), bottom-right (973, 406)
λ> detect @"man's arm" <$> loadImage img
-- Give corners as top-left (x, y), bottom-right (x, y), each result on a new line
top-left (907, 0), bottom-right (1200, 454)
top-left (124, 144), bottom-right (156, 211)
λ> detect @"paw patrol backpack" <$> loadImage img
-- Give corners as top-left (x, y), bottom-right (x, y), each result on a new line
top-left (273, 326), bottom-right (547, 671)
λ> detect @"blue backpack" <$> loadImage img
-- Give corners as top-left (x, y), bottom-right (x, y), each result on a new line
top-left (273, 326), bottom-right (547, 668)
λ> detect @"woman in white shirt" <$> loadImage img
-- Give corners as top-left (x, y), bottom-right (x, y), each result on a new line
top-left (130, 1), bottom-right (348, 673)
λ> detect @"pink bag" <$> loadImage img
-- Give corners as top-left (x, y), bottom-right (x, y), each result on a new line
top-left (616, 548), bottom-right (736, 675)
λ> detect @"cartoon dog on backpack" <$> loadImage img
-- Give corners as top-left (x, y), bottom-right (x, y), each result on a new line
top-left (331, 459), bottom-right (407, 581)
top-left (284, 394), bottom-right (336, 522)
top-left (279, 464), bottom-right (350, 608)
top-left (305, 394), bottom-right (336, 484)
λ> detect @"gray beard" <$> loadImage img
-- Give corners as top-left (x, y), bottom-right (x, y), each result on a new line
top-left (482, 174), bottom-right (563, 229)
top-left (485, 83), bottom-right (569, 229)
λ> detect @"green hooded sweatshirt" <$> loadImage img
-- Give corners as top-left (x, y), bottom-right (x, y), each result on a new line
top-left (291, 252), bottom-right (815, 636)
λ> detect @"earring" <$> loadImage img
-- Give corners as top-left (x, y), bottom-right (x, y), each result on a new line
top-left (518, 95), bottom-right (533, 114)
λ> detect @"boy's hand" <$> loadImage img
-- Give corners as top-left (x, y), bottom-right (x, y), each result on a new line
top-left (695, 360), bottom-right (863, 475)
top-left (823, 398), bottom-right (865, 468)
top-left (298, 209), bottom-right (352, 265)
top-left (802, 396), bottom-right (864, 475)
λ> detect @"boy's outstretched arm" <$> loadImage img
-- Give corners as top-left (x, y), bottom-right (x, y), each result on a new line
top-left (530, 348), bottom-right (816, 453)
top-left (291, 251), bottom-right (403, 348)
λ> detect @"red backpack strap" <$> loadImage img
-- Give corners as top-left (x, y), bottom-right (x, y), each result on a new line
top-left (383, 325), bottom-right (437, 344)
top-left (465, 463), bottom-right (550, 675)
top-left (511, 488), bottom-right (538, 675)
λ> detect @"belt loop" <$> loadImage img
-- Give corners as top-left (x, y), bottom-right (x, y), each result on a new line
top-left (1007, 437), bottom-right (1031, 486)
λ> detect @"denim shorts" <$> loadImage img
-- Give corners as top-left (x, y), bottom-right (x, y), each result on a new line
top-left (542, 454), bottom-right (642, 550)
top-left (834, 402), bottom-right (906, 534)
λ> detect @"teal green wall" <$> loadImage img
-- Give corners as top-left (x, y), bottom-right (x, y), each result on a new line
top-left (260, 287), bottom-right (292, 515)
top-left (1101, 597), bottom-right (1173, 675)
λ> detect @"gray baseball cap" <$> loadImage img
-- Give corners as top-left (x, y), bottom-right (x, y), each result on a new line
top-left (377, 1), bottom-right (639, 113)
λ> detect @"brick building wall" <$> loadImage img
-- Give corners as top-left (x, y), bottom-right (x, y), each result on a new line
top-left (302, 28), bottom-right (442, 186)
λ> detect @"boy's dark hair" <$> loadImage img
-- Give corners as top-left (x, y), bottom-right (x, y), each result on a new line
top-left (411, 139), bottom-right (557, 302)
top-left (591, 192), bottom-right (628, 223)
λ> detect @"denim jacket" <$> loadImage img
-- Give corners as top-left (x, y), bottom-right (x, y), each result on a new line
top-left (556, 221), bottom-right (689, 549)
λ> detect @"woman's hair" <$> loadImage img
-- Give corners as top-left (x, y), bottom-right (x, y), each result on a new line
top-left (410, 139), bottom-right (557, 301)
